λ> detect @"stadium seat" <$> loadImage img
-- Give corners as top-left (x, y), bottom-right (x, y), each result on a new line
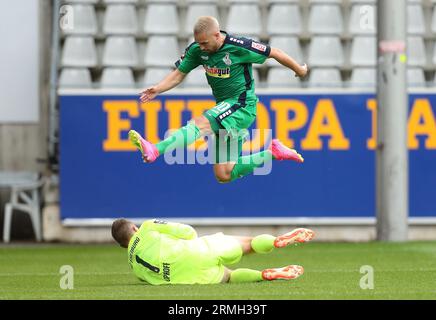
top-left (308, 4), bottom-right (344, 35)
top-left (267, 0), bottom-right (299, 3)
top-left (65, 0), bottom-right (99, 3)
top-left (144, 4), bottom-right (179, 35)
top-left (267, 36), bottom-right (303, 67)
top-left (227, 4), bottom-right (262, 38)
top-left (266, 67), bottom-right (301, 88)
top-left (141, 67), bottom-right (173, 87)
top-left (349, 0), bottom-right (376, 3)
top-left (101, 67), bottom-right (135, 88)
top-left (408, 4), bottom-right (426, 35)
top-left (309, 0), bottom-right (342, 4)
top-left (59, 68), bottom-right (93, 88)
top-left (407, 36), bottom-right (427, 67)
top-left (348, 4), bottom-right (377, 34)
top-left (184, 4), bottom-right (219, 36)
top-left (143, 36), bottom-right (179, 67)
top-left (434, 41), bottom-right (436, 65)
top-left (103, 4), bottom-right (138, 35)
top-left (307, 36), bottom-right (344, 67)
top-left (349, 68), bottom-right (376, 87)
top-left (431, 6), bottom-right (436, 33)
top-left (407, 67), bottom-right (426, 87)
top-left (102, 36), bottom-right (139, 67)
top-left (62, 4), bottom-right (97, 36)
top-left (266, 4), bottom-right (302, 35)
top-left (61, 36), bottom-right (98, 67)
top-left (183, 67), bottom-right (208, 88)
top-left (350, 36), bottom-right (376, 66)
top-left (102, 0), bottom-right (138, 4)
top-left (186, 0), bottom-right (216, 3)
top-left (308, 68), bottom-right (342, 87)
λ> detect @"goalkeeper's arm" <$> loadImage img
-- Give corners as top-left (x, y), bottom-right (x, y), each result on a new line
top-left (143, 219), bottom-right (197, 240)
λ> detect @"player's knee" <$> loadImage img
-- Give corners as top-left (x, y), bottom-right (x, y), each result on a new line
top-left (215, 170), bottom-right (232, 184)
top-left (193, 116), bottom-right (211, 135)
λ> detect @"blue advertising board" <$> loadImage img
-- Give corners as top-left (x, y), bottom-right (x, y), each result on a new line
top-left (59, 91), bottom-right (436, 222)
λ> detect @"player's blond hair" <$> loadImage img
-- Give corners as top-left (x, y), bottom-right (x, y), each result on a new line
top-left (193, 16), bottom-right (220, 35)
top-left (111, 218), bottom-right (135, 248)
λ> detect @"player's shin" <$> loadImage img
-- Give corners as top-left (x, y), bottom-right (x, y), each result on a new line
top-left (229, 150), bottom-right (273, 181)
top-left (229, 268), bottom-right (263, 283)
top-left (156, 122), bottom-right (201, 155)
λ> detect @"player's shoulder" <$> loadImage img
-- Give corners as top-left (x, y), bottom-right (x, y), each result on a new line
top-left (224, 33), bottom-right (269, 55)
top-left (183, 41), bottom-right (201, 54)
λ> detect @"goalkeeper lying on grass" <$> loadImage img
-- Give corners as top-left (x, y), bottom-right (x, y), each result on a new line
top-left (111, 218), bottom-right (315, 285)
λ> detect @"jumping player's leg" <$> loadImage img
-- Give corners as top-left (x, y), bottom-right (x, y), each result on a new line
top-left (210, 107), bottom-right (304, 183)
top-left (129, 115), bottom-right (212, 162)
top-left (213, 140), bottom-right (304, 183)
top-left (212, 128), bottom-right (278, 183)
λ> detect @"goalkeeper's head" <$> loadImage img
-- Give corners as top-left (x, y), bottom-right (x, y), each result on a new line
top-left (111, 218), bottom-right (139, 248)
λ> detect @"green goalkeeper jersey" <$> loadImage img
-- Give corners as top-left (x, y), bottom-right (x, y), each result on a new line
top-left (175, 31), bottom-right (271, 103)
top-left (127, 219), bottom-right (227, 285)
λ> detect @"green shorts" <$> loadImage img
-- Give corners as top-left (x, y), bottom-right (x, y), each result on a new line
top-left (204, 97), bottom-right (257, 163)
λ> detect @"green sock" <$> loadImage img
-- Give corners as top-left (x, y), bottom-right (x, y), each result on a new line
top-left (230, 150), bottom-right (274, 181)
top-left (155, 122), bottom-right (201, 155)
top-left (251, 234), bottom-right (276, 254)
top-left (229, 268), bottom-right (263, 283)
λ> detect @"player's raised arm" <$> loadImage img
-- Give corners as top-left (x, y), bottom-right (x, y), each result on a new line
top-left (139, 69), bottom-right (186, 103)
top-left (268, 47), bottom-right (308, 78)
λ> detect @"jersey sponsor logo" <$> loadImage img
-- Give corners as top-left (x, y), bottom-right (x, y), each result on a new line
top-left (201, 55), bottom-right (209, 60)
top-left (251, 42), bottom-right (267, 52)
top-left (223, 53), bottom-right (232, 66)
top-left (229, 37), bottom-right (244, 45)
top-left (162, 263), bottom-right (171, 282)
top-left (203, 65), bottom-right (230, 78)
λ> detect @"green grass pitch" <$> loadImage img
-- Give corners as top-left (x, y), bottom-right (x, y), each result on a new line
top-left (1, 241), bottom-right (435, 300)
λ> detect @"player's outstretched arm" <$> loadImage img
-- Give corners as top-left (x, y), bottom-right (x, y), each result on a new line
top-left (139, 69), bottom-right (187, 103)
top-left (268, 47), bottom-right (308, 78)
top-left (143, 219), bottom-right (198, 240)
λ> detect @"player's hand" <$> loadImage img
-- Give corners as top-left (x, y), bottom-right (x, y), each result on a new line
top-left (139, 86), bottom-right (159, 103)
top-left (295, 63), bottom-right (309, 78)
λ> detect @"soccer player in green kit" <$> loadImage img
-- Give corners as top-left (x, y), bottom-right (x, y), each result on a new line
top-left (112, 218), bottom-right (315, 285)
top-left (129, 16), bottom-right (308, 182)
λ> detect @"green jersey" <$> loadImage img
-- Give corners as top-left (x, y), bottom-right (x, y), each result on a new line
top-left (175, 31), bottom-right (271, 103)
